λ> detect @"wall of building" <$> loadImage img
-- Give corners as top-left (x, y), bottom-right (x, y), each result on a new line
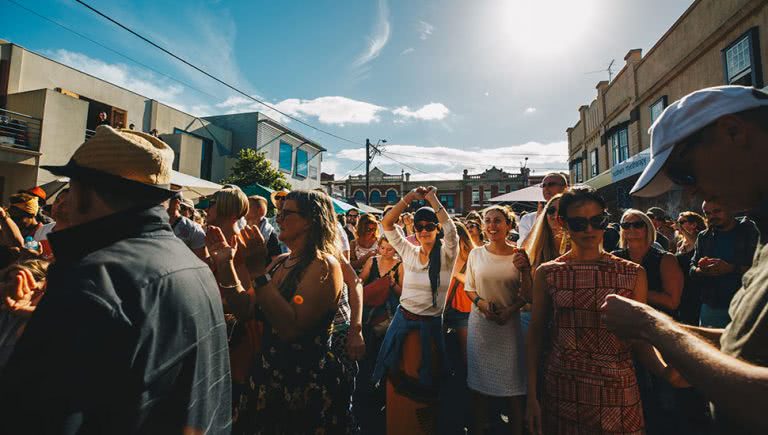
top-left (0, 163), bottom-right (37, 204)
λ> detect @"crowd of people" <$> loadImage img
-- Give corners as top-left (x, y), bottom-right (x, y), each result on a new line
top-left (0, 84), bottom-right (766, 435)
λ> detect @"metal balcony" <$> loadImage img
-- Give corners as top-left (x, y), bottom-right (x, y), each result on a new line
top-left (0, 108), bottom-right (42, 152)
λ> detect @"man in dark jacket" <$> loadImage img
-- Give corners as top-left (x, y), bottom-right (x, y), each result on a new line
top-left (0, 125), bottom-right (231, 434)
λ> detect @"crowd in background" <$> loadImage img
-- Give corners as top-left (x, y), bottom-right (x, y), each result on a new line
top-left (0, 85), bottom-right (767, 435)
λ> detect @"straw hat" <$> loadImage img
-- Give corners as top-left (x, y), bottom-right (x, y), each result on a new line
top-left (41, 125), bottom-right (175, 199)
top-left (270, 188), bottom-right (290, 207)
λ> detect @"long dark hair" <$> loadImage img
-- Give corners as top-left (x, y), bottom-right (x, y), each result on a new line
top-left (278, 190), bottom-right (340, 299)
top-left (415, 206), bottom-right (443, 306)
top-left (557, 185), bottom-right (607, 219)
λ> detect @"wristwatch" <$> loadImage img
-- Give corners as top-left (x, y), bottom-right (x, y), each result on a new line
top-left (253, 273), bottom-right (271, 288)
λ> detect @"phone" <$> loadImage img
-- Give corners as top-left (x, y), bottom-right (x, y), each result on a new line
top-left (488, 301), bottom-right (500, 314)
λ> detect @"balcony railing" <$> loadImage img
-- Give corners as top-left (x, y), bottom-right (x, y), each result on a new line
top-left (0, 108), bottom-right (42, 152)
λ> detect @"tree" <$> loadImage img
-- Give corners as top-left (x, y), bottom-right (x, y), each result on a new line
top-left (221, 148), bottom-right (291, 191)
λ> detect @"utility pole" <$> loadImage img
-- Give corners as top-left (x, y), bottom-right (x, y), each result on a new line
top-left (365, 138), bottom-right (385, 205)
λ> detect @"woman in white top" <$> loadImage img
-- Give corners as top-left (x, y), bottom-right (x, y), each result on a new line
top-left (465, 205), bottom-right (532, 435)
top-left (350, 214), bottom-right (380, 271)
top-left (373, 186), bottom-right (459, 435)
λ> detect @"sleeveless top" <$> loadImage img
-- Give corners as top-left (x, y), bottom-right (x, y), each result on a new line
top-left (613, 246), bottom-right (670, 314)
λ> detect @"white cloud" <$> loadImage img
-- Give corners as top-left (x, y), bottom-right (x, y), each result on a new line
top-left (392, 103), bottom-right (450, 121)
top-left (353, 0), bottom-right (390, 67)
top-left (275, 96), bottom-right (387, 125)
top-left (418, 20), bottom-right (435, 40)
top-left (401, 48), bottom-right (415, 56)
top-left (484, 91), bottom-right (490, 97)
top-left (49, 49), bottom-right (184, 104)
top-left (525, 107), bottom-right (537, 114)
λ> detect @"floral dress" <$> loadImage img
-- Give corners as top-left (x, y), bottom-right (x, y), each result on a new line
top-left (236, 294), bottom-right (352, 434)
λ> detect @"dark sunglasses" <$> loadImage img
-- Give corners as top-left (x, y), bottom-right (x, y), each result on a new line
top-left (620, 221), bottom-right (646, 230)
top-left (466, 223), bottom-right (480, 229)
top-left (414, 223), bottom-right (438, 232)
top-left (677, 217), bottom-right (695, 225)
top-left (565, 213), bottom-right (609, 232)
top-left (546, 206), bottom-right (558, 216)
top-left (541, 181), bottom-right (565, 188)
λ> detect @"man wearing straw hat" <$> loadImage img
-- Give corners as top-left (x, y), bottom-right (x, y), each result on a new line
top-left (0, 125), bottom-right (231, 434)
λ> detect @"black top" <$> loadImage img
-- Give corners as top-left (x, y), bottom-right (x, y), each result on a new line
top-left (0, 206), bottom-right (232, 434)
top-left (613, 245), bottom-right (670, 314)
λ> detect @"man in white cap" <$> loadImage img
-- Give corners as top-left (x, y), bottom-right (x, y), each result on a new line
top-left (517, 172), bottom-right (569, 244)
top-left (602, 86), bottom-right (768, 433)
top-left (0, 126), bottom-right (231, 434)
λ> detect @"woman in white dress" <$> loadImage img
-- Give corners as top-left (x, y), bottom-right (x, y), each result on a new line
top-left (464, 205), bottom-right (532, 435)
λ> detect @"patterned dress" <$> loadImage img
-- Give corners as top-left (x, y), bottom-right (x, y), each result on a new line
top-left (541, 253), bottom-right (644, 435)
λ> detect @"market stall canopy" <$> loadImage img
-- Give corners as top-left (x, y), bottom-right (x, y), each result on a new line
top-left (240, 183), bottom-right (274, 199)
top-left (332, 198), bottom-right (359, 215)
top-left (170, 170), bottom-right (223, 200)
top-left (489, 185), bottom-right (544, 203)
top-left (355, 202), bottom-right (384, 214)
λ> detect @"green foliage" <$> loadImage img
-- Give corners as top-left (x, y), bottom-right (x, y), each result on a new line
top-left (221, 148), bottom-right (291, 191)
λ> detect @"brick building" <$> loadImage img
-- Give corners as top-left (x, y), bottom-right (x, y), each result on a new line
top-left (326, 166), bottom-right (544, 215)
top-left (567, 0), bottom-right (768, 217)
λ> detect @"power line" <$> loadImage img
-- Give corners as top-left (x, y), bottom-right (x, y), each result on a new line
top-left (73, 0), bottom-right (363, 147)
top-left (382, 150), bottom-right (567, 167)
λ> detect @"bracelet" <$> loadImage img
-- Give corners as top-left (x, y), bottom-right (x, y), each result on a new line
top-left (218, 281), bottom-right (242, 290)
top-left (473, 295), bottom-right (483, 306)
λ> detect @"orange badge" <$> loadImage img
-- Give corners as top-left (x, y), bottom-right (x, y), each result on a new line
top-left (293, 295), bottom-right (304, 305)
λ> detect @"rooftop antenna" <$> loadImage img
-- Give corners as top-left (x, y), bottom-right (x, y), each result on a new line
top-left (584, 59), bottom-right (616, 82)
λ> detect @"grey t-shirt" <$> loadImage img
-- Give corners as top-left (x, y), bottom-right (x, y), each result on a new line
top-left (172, 216), bottom-right (206, 250)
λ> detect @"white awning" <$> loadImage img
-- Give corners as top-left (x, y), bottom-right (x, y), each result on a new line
top-left (489, 184), bottom-right (544, 203)
top-left (170, 170), bottom-right (223, 199)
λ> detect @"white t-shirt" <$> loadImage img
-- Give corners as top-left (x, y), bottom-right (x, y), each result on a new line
top-left (337, 222), bottom-right (350, 253)
top-left (464, 246), bottom-right (521, 307)
top-left (33, 221), bottom-right (57, 242)
top-left (172, 216), bottom-right (206, 250)
top-left (384, 219), bottom-right (459, 317)
top-left (517, 211), bottom-right (539, 245)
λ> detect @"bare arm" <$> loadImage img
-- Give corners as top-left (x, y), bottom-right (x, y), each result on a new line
top-left (0, 210), bottom-right (24, 248)
top-left (681, 324), bottom-right (724, 346)
top-left (359, 256), bottom-right (374, 283)
top-left (382, 191), bottom-right (413, 231)
top-left (647, 253), bottom-right (683, 311)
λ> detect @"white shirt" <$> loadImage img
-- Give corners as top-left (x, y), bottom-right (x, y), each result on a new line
top-left (465, 246), bottom-right (521, 307)
top-left (33, 222), bottom-right (56, 242)
top-left (517, 212), bottom-right (539, 245)
top-left (384, 219), bottom-right (459, 317)
top-left (337, 222), bottom-right (350, 253)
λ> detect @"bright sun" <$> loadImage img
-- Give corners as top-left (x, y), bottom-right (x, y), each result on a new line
top-left (495, 0), bottom-right (597, 57)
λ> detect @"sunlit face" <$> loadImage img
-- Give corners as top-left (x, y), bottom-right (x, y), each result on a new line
top-left (546, 198), bottom-right (561, 230)
top-left (378, 240), bottom-right (396, 259)
top-left (678, 214), bottom-right (698, 236)
top-left (247, 199), bottom-right (267, 224)
top-left (483, 210), bottom-right (511, 242)
top-left (414, 220), bottom-right (439, 244)
top-left (276, 199), bottom-right (309, 244)
top-left (702, 201), bottom-right (732, 230)
top-left (359, 222), bottom-right (378, 243)
top-left (541, 175), bottom-right (567, 202)
top-left (466, 221), bottom-right (482, 239)
top-left (560, 200), bottom-right (606, 250)
top-left (620, 214), bottom-right (648, 244)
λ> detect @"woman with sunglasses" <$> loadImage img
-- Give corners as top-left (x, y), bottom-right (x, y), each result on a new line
top-left (526, 186), bottom-right (677, 435)
top-left (350, 214), bottom-right (380, 272)
top-left (612, 210), bottom-right (684, 316)
top-left (674, 211), bottom-right (707, 326)
top-left (465, 206), bottom-right (530, 435)
top-left (465, 218), bottom-right (485, 247)
top-left (207, 190), bottom-right (352, 433)
top-left (373, 186), bottom-right (459, 435)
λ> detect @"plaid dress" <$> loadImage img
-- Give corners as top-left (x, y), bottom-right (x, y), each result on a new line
top-left (541, 254), bottom-right (644, 435)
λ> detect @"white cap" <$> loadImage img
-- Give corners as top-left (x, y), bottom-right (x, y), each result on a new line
top-left (631, 86), bottom-right (768, 197)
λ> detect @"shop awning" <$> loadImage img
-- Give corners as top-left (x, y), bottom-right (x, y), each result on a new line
top-left (332, 198), bottom-right (359, 214)
top-left (240, 183), bottom-right (275, 199)
top-left (489, 185), bottom-right (544, 203)
top-left (355, 202), bottom-right (384, 214)
top-left (170, 170), bottom-right (223, 200)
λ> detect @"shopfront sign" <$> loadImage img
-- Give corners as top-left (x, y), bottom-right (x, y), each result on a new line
top-left (611, 149), bottom-right (650, 182)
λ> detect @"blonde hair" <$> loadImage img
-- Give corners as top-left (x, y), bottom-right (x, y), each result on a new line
top-left (3, 258), bottom-right (50, 282)
top-left (356, 214), bottom-right (380, 239)
top-left (523, 194), bottom-right (566, 270)
top-left (212, 187), bottom-right (249, 220)
top-left (619, 209), bottom-right (656, 248)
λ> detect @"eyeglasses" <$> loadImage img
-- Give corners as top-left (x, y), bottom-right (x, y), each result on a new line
top-left (276, 209), bottom-right (303, 220)
top-left (565, 213), bottom-right (609, 232)
top-left (546, 206), bottom-right (558, 216)
top-left (274, 196), bottom-right (287, 202)
top-left (620, 221), bottom-right (646, 230)
top-left (541, 181), bottom-right (565, 188)
top-left (414, 223), bottom-right (438, 232)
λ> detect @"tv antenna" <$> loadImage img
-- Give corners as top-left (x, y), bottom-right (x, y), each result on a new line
top-left (584, 59), bottom-right (616, 82)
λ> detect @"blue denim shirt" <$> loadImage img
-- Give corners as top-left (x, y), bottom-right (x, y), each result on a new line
top-left (372, 306), bottom-right (446, 386)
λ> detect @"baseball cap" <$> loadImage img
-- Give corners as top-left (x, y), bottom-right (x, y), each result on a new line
top-left (631, 86), bottom-right (768, 197)
top-left (646, 207), bottom-right (668, 221)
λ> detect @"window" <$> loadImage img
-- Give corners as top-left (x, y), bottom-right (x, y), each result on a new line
top-left (294, 148), bottom-right (308, 178)
top-left (439, 194), bottom-right (454, 210)
top-left (386, 189), bottom-right (398, 204)
top-left (506, 185), bottom-right (512, 193)
top-left (353, 190), bottom-right (366, 203)
top-left (279, 141), bottom-right (293, 172)
top-left (309, 165), bottom-right (318, 180)
top-left (483, 190), bottom-right (491, 203)
top-left (370, 190), bottom-right (382, 203)
top-left (590, 149), bottom-right (599, 177)
top-left (649, 96), bottom-right (667, 125)
top-left (472, 189), bottom-right (480, 204)
top-left (722, 28), bottom-right (763, 87)
top-left (611, 127), bottom-right (629, 165)
top-left (573, 160), bottom-right (583, 183)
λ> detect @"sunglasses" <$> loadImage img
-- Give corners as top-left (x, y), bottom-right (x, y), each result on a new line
top-left (677, 217), bottom-right (694, 225)
top-left (466, 223), bottom-right (480, 229)
top-left (541, 181), bottom-right (565, 188)
top-left (565, 213), bottom-right (609, 232)
top-left (546, 206), bottom-right (558, 216)
top-left (414, 223), bottom-right (438, 232)
top-left (274, 196), bottom-right (287, 201)
top-left (620, 221), bottom-right (646, 230)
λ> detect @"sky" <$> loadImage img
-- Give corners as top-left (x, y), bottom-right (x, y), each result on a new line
top-left (1, 0), bottom-right (694, 181)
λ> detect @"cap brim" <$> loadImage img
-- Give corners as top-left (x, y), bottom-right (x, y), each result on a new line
top-left (41, 161), bottom-right (176, 200)
top-left (630, 146), bottom-right (675, 197)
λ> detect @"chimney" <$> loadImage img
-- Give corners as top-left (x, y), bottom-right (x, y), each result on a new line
top-left (405, 172), bottom-right (411, 182)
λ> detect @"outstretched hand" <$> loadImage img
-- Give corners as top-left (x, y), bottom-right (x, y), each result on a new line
top-left (3, 268), bottom-right (44, 316)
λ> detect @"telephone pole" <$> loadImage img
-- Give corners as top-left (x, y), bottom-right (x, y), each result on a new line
top-left (365, 138), bottom-right (386, 205)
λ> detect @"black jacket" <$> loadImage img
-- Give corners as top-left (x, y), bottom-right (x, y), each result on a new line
top-left (0, 206), bottom-right (232, 434)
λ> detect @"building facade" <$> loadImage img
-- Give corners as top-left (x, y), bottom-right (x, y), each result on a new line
top-left (327, 166), bottom-right (544, 215)
top-left (567, 0), bottom-right (768, 217)
top-left (0, 41), bottom-right (324, 202)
